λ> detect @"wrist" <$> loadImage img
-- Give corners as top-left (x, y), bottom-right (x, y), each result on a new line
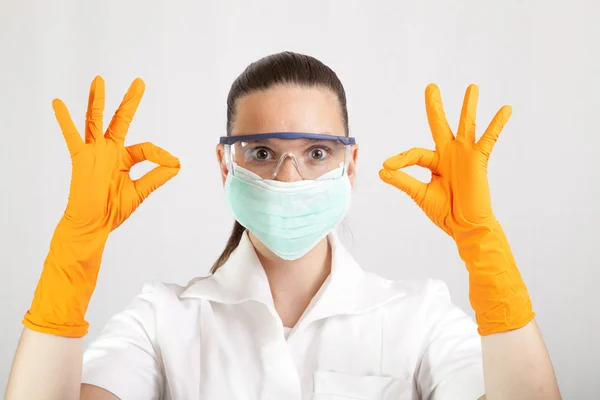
top-left (24, 221), bottom-right (110, 337)
top-left (453, 221), bottom-right (514, 269)
top-left (452, 221), bottom-right (536, 335)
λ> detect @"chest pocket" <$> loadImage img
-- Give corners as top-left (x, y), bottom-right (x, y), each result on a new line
top-left (313, 370), bottom-right (412, 400)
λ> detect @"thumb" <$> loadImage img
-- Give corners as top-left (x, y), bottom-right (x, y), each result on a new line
top-left (379, 169), bottom-right (426, 204)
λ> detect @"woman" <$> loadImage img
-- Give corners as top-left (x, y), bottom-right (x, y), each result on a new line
top-left (6, 52), bottom-right (560, 399)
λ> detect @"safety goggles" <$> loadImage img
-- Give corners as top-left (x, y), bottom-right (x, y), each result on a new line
top-left (219, 132), bottom-right (356, 180)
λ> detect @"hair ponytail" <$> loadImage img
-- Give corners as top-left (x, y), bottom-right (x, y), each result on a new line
top-left (211, 221), bottom-right (246, 274)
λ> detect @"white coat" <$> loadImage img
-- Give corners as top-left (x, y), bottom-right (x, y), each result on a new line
top-left (81, 231), bottom-right (485, 399)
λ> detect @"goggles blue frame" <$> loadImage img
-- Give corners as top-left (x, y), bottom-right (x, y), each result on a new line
top-left (220, 132), bottom-right (356, 180)
top-left (219, 132), bottom-right (356, 146)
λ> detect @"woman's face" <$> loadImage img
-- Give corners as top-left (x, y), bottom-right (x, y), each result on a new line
top-left (217, 85), bottom-right (358, 184)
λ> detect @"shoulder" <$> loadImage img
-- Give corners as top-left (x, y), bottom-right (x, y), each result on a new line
top-left (364, 271), bottom-right (454, 305)
top-left (362, 272), bottom-right (473, 327)
top-left (88, 277), bottom-right (214, 345)
top-left (135, 276), bottom-right (211, 299)
top-left (120, 276), bottom-right (212, 317)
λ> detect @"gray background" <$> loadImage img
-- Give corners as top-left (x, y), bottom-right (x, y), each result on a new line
top-left (1, 0), bottom-right (598, 397)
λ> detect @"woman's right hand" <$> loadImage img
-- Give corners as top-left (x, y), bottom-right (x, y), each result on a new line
top-left (22, 76), bottom-right (180, 338)
top-left (57, 75), bottom-right (180, 233)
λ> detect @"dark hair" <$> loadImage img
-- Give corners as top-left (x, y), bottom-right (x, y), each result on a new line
top-left (211, 51), bottom-right (349, 273)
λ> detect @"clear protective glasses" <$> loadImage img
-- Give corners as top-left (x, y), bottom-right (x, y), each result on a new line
top-left (219, 132), bottom-right (356, 180)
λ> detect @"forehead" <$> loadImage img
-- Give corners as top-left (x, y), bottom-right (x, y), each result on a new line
top-left (231, 85), bottom-right (344, 136)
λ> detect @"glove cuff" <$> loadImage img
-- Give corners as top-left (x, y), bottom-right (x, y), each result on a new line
top-left (455, 222), bottom-right (535, 335)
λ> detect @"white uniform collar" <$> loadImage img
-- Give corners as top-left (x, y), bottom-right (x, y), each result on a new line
top-left (180, 230), bottom-right (405, 325)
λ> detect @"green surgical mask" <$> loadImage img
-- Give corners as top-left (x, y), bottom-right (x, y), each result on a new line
top-left (224, 164), bottom-right (351, 260)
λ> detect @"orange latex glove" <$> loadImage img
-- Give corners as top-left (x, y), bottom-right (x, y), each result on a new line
top-left (23, 76), bottom-right (180, 337)
top-left (379, 83), bottom-right (535, 336)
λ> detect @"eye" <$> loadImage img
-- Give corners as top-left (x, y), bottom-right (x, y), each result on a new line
top-left (256, 149), bottom-right (269, 160)
top-left (249, 147), bottom-right (273, 161)
top-left (309, 146), bottom-right (329, 161)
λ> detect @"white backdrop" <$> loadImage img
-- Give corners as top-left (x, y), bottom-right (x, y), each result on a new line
top-left (1, 0), bottom-right (599, 398)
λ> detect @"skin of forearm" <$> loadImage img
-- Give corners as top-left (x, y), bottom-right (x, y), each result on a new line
top-left (5, 328), bottom-right (84, 400)
top-left (481, 320), bottom-right (561, 400)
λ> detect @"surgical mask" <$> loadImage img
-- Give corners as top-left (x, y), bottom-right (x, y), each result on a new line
top-left (224, 164), bottom-right (352, 260)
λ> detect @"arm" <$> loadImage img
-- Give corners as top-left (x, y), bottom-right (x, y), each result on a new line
top-left (81, 386), bottom-right (120, 400)
top-left (5, 329), bottom-right (118, 400)
top-left (479, 321), bottom-right (560, 399)
top-left (5, 76), bottom-right (179, 400)
top-left (6, 329), bottom-right (83, 399)
top-left (381, 83), bottom-right (560, 399)
top-left (457, 222), bottom-right (560, 399)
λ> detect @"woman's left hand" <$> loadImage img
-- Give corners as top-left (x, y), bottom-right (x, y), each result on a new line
top-left (381, 84), bottom-right (535, 336)
top-left (379, 83), bottom-right (511, 239)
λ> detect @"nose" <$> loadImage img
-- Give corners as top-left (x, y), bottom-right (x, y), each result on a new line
top-left (273, 155), bottom-right (303, 182)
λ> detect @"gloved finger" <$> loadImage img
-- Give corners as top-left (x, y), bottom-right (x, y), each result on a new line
top-left (85, 76), bottom-right (105, 144)
top-left (125, 142), bottom-right (180, 169)
top-left (383, 148), bottom-right (436, 172)
top-left (379, 168), bottom-right (427, 204)
top-left (52, 99), bottom-right (85, 156)
top-left (476, 105), bottom-right (512, 157)
top-left (105, 78), bottom-right (145, 144)
top-left (425, 83), bottom-right (454, 148)
top-left (457, 84), bottom-right (479, 143)
top-left (134, 165), bottom-right (181, 202)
